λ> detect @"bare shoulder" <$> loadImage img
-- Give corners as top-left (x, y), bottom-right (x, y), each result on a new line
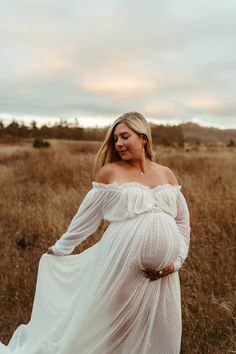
top-left (95, 162), bottom-right (120, 184)
top-left (163, 165), bottom-right (178, 185)
top-left (152, 162), bottom-right (178, 185)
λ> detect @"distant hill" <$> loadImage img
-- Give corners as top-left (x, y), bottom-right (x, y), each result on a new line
top-left (0, 119), bottom-right (235, 145)
top-left (180, 122), bottom-right (236, 143)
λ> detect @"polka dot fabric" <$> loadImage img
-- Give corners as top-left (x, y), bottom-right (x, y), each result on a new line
top-left (0, 182), bottom-right (191, 354)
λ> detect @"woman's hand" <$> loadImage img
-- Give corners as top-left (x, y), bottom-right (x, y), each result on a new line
top-left (47, 246), bottom-right (55, 255)
top-left (143, 263), bottom-right (175, 281)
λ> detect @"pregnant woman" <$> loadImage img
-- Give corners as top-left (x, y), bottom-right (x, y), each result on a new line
top-left (0, 112), bottom-right (191, 354)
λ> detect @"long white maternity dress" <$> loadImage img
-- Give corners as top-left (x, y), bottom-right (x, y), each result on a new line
top-left (0, 181), bottom-right (191, 354)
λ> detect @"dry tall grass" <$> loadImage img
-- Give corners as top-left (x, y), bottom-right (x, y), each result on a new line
top-left (0, 140), bottom-right (235, 353)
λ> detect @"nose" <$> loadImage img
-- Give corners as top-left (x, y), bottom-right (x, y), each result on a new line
top-left (115, 138), bottom-right (124, 148)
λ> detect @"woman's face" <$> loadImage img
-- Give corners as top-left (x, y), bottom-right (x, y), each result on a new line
top-left (113, 122), bottom-right (146, 160)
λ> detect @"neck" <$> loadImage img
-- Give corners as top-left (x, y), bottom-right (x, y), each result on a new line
top-left (127, 157), bottom-right (150, 174)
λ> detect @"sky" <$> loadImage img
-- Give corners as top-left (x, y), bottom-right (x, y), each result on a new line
top-left (0, 0), bottom-right (236, 129)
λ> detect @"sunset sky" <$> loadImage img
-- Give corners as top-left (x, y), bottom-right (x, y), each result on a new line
top-left (1, 0), bottom-right (236, 129)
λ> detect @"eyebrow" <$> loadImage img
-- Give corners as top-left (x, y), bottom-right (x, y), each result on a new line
top-left (113, 131), bottom-right (130, 137)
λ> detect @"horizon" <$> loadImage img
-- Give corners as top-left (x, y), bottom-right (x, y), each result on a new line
top-left (1, 114), bottom-right (235, 131)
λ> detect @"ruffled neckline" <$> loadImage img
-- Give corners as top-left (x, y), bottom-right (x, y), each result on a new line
top-left (92, 181), bottom-right (181, 192)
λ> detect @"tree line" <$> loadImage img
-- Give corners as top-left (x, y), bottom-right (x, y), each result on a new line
top-left (0, 119), bottom-right (184, 147)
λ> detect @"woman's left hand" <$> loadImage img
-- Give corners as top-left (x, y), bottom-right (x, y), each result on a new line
top-left (47, 246), bottom-right (55, 255)
top-left (143, 263), bottom-right (175, 281)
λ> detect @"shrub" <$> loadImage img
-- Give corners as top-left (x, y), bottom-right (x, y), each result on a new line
top-left (227, 139), bottom-right (235, 147)
top-left (33, 137), bottom-right (50, 149)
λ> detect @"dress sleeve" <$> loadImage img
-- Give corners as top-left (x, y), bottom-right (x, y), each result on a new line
top-left (173, 190), bottom-right (191, 271)
top-left (52, 188), bottom-right (107, 256)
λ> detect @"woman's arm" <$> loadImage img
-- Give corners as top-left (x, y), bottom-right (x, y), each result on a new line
top-left (173, 191), bottom-right (191, 271)
top-left (47, 188), bottom-right (107, 256)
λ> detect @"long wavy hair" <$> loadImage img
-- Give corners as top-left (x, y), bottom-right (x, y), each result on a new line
top-left (93, 112), bottom-right (153, 178)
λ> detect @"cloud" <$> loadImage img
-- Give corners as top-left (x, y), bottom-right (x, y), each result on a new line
top-left (0, 0), bottom-right (236, 128)
top-left (80, 74), bottom-right (157, 101)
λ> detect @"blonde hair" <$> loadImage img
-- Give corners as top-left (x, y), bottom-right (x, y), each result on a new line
top-left (93, 112), bottom-right (153, 178)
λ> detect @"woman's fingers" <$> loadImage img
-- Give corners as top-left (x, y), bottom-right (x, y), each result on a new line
top-left (160, 263), bottom-right (174, 276)
top-left (143, 268), bottom-right (161, 281)
top-left (143, 263), bottom-right (175, 281)
top-left (47, 246), bottom-right (54, 254)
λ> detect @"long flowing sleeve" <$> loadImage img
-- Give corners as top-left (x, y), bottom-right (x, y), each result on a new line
top-left (173, 191), bottom-right (191, 271)
top-left (52, 188), bottom-right (107, 256)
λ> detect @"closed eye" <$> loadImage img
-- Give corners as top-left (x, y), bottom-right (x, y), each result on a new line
top-left (113, 134), bottom-right (130, 142)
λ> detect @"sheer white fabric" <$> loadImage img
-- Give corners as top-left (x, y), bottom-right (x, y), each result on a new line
top-left (0, 181), bottom-right (191, 354)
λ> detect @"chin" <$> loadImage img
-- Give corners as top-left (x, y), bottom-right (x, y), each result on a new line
top-left (120, 155), bottom-right (130, 160)
top-left (123, 158), bottom-right (134, 162)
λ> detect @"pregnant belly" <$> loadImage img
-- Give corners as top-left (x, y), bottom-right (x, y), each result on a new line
top-left (138, 213), bottom-right (181, 271)
top-left (102, 213), bottom-right (181, 275)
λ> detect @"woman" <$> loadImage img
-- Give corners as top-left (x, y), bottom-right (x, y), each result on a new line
top-left (0, 112), bottom-right (191, 354)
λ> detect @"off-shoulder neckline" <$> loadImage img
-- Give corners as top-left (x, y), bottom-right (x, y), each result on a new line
top-left (92, 181), bottom-right (181, 192)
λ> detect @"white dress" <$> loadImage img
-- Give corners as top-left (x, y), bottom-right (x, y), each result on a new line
top-left (0, 181), bottom-right (191, 354)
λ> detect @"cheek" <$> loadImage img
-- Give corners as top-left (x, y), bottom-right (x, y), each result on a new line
top-left (127, 136), bottom-right (139, 147)
top-left (129, 138), bottom-right (142, 150)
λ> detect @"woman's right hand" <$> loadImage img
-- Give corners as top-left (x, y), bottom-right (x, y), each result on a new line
top-left (47, 246), bottom-right (55, 255)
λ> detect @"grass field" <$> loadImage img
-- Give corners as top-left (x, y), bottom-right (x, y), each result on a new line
top-left (0, 139), bottom-right (235, 353)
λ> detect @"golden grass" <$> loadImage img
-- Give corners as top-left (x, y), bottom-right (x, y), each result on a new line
top-left (0, 140), bottom-right (235, 353)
